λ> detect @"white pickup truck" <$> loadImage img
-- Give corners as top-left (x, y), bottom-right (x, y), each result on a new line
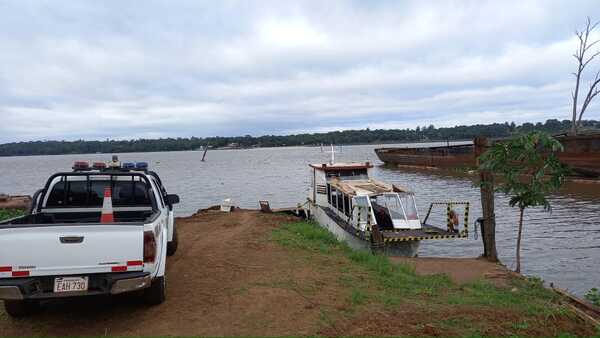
top-left (0, 160), bottom-right (180, 317)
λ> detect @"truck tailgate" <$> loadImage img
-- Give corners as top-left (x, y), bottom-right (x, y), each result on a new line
top-left (0, 225), bottom-right (144, 277)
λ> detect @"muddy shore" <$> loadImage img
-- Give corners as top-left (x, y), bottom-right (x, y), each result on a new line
top-left (0, 209), bottom-right (595, 336)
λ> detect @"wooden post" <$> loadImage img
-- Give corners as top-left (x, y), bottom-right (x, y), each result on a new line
top-left (201, 144), bottom-right (209, 162)
top-left (370, 223), bottom-right (385, 254)
top-left (368, 207), bottom-right (384, 254)
top-left (475, 136), bottom-right (498, 262)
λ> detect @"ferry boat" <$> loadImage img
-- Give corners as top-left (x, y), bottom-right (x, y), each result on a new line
top-left (304, 160), bottom-right (470, 257)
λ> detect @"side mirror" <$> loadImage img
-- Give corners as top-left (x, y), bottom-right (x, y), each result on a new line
top-left (166, 194), bottom-right (180, 205)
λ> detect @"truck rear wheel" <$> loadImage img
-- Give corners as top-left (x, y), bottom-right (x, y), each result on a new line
top-left (4, 300), bottom-right (39, 317)
top-left (166, 224), bottom-right (178, 256)
top-left (143, 276), bottom-right (166, 305)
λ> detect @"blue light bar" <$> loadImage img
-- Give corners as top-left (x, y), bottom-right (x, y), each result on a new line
top-left (135, 162), bottom-right (148, 170)
top-left (122, 162), bottom-right (135, 169)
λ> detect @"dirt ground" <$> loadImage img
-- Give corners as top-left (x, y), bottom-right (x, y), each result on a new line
top-left (391, 257), bottom-right (512, 286)
top-left (0, 209), bottom-right (347, 336)
top-left (0, 209), bottom-right (594, 336)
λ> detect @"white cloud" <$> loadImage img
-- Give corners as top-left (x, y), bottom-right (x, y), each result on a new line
top-left (0, 0), bottom-right (599, 143)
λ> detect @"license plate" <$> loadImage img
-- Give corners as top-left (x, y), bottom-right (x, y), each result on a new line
top-left (54, 277), bottom-right (89, 293)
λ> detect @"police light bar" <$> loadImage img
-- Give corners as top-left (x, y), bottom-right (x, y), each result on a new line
top-left (122, 162), bottom-right (135, 170)
top-left (73, 161), bottom-right (90, 170)
top-left (92, 162), bottom-right (107, 170)
top-left (135, 162), bottom-right (148, 170)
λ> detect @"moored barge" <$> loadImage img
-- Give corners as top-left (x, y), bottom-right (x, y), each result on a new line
top-left (375, 134), bottom-right (600, 177)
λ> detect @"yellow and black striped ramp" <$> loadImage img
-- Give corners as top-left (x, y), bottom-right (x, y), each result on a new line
top-left (381, 225), bottom-right (468, 243)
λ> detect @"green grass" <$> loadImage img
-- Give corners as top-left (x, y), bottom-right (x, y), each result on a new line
top-left (0, 208), bottom-right (24, 221)
top-left (272, 221), bottom-right (570, 325)
top-left (350, 288), bottom-right (368, 306)
top-left (585, 287), bottom-right (600, 306)
top-left (274, 221), bottom-right (449, 297)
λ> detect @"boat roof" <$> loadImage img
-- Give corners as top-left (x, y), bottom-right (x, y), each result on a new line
top-left (329, 177), bottom-right (409, 196)
top-left (309, 162), bottom-right (373, 171)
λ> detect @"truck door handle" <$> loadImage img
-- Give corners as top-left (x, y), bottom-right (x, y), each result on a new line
top-left (60, 236), bottom-right (84, 244)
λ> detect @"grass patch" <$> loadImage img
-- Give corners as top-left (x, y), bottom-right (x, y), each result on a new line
top-left (273, 221), bottom-right (452, 309)
top-left (273, 221), bottom-right (573, 320)
top-left (446, 277), bottom-right (560, 316)
top-left (350, 288), bottom-right (368, 306)
top-left (272, 221), bottom-right (339, 254)
top-left (0, 208), bottom-right (24, 221)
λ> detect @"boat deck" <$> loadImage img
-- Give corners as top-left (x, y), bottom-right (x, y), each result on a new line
top-left (321, 206), bottom-right (466, 243)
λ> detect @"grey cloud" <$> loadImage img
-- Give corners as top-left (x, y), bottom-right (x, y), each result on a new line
top-left (1, 0), bottom-right (600, 143)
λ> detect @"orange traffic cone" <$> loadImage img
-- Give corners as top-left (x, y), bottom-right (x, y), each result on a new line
top-left (100, 187), bottom-right (114, 223)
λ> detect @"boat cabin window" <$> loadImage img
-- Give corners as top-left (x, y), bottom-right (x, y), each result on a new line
top-left (326, 183), bottom-right (353, 216)
top-left (370, 195), bottom-right (395, 230)
top-left (343, 195), bottom-right (351, 216)
top-left (330, 186), bottom-right (338, 209)
top-left (336, 189), bottom-right (344, 213)
top-left (370, 193), bottom-right (421, 230)
top-left (383, 194), bottom-right (404, 220)
top-left (353, 196), bottom-right (369, 224)
top-left (326, 169), bottom-right (368, 180)
top-left (398, 193), bottom-right (419, 220)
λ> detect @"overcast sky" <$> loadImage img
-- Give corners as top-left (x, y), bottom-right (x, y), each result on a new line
top-left (1, 1), bottom-right (600, 143)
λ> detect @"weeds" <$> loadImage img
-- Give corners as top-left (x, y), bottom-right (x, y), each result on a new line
top-left (273, 221), bottom-right (451, 299)
top-left (272, 221), bottom-right (583, 333)
top-left (585, 288), bottom-right (600, 306)
top-left (0, 209), bottom-right (24, 221)
top-left (446, 277), bottom-right (559, 316)
top-left (350, 288), bottom-right (367, 306)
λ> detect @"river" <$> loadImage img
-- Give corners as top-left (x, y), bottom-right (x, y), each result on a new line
top-left (1, 143), bottom-right (598, 296)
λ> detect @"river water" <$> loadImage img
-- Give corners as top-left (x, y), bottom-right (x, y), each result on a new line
top-left (1, 143), bottom-right (598, 296)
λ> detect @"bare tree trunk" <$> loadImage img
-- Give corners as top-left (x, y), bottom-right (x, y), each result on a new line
top-left (475, 136), bottom-right (499, 262)
top-left (480, 170), bottom-right (498, 262)
top-left (572, 71), bottom-right (581, 135)
top-left (516, 207), bottom-right (525, 273)
top-left (571, 18), bottom-right (600, 135)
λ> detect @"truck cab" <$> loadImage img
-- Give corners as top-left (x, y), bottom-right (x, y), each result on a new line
top-left (0, 159), bottom-right (180, 317)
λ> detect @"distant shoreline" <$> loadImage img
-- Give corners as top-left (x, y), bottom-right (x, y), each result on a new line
top-left (1, 119), bottom-right (598, 157)
top-left (0, 139), bottom-right (475, 158)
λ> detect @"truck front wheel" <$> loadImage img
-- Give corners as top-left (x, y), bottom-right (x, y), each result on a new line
top-left (4, 300), bottom-right (39, 317)
top-left (143, 276), bottom-right (166, 305)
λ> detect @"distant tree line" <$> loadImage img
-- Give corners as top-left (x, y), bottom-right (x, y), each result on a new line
top-left (1, 119), bottom-right (599, 157)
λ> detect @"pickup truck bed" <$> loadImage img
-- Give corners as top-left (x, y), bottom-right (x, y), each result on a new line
top-left (1, 210), bottom-right (157, 227)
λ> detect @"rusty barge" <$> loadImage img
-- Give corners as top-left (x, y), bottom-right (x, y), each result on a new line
top-left (375, 142), bottom-right (476, 169)
top-left (375, 134), bottom-right (600, 177)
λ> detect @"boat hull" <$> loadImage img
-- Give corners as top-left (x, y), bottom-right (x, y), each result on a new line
top-left (308, 203), bottom-right (420, 257)
top-left (374, 145), bottom-right (475, 168)
top-left (375, 135), bottom-right (600, 177)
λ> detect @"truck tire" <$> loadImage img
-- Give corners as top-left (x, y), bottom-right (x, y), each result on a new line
top-left (143, 276), bottom-right (166, 305)
top-left (166, 224), bottom-right (178, 256)
top-left (4, 300), bottom-right (39, 317)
